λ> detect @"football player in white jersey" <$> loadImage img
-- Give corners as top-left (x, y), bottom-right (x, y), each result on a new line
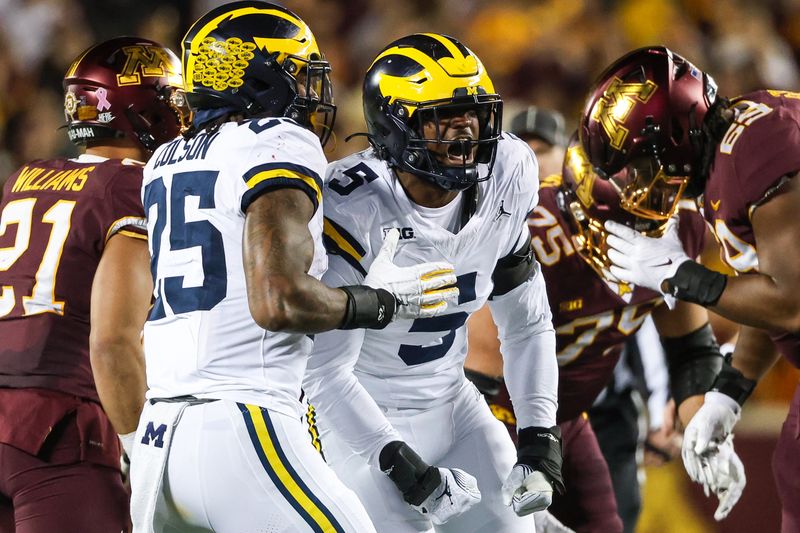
top-left (130, 4), bottom-right (458, 532)
top-left (304, 34), bottom-right (563, 532)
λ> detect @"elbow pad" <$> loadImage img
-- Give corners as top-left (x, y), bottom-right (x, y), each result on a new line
top-left (490, 233), bottom-right (535, 299)
top-left (662, 323), bottom-right (723, 406)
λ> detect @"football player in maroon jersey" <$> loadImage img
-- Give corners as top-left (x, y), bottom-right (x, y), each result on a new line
top-left (0, 37), bottom-right (187, 531)
top-left (465, 134), bottom-right (729, 532)
top-left (580, 46), bottom-right (800, 528)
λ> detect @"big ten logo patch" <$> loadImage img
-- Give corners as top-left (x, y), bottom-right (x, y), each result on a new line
top-left (141, 421), bottom-right (168, 448)
top-left (382, 227), bottom-right (415, 240)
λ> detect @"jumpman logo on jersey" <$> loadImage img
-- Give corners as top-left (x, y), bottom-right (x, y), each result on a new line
top-left (494, 200), bottom-right (512, 221)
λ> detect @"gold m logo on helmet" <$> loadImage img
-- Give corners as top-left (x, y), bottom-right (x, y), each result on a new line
top-left (117, 45), bottom-right (177, 86)
top-left (565, 144), bottom-right (596, 207)
top-left (591, 77), bottom-right (657, 150)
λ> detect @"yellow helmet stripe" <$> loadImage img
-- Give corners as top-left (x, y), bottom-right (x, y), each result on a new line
top-left (419, 33), bottom-right (469, 64)
top-left (370, 35), bottom-right (494, 110)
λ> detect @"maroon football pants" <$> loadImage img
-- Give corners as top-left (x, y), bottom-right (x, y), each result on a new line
top-left (548, 415), bottom-right (624, 533)
top-left (0, 411), bottom-right (129, 533)
top-left (773, 383), bottom-right (800, 533)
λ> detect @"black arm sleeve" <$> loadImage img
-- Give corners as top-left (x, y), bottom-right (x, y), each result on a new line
top-left (661, 323), bottom-right (724, 406)
top-left (490, 232), bottom-right (535, 299)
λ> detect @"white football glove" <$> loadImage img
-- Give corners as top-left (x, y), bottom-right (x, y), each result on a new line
top-left (411, 467), bottom-right (481, 525)
top-left (364, 229), bottom-right (458, 320)
top-left (501, 466), bottom-right (553, 516)
top-left (686, 435), bottom-right (746, 521)
top-left (604, 217), bottom-right (691, 308)
top-left (682, 391), bottom-right (741, 461)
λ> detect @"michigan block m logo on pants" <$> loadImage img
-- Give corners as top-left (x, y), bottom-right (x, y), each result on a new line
top-left (141, 422), bottom-right (168, 448)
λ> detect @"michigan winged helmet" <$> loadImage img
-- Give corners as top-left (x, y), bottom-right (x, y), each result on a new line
top-left (181, 0), bottom-right (336, 146)
top-left (363, 33), bottom-right (502, 190)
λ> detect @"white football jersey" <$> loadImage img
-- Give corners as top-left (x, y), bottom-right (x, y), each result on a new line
top-left (141, 118), bottom-right (327, 416)
top-left (317, 134), bottom-right (539, 408)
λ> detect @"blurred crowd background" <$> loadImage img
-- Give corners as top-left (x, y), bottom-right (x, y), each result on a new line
top-left (1, 0), bottom-right (799, 530)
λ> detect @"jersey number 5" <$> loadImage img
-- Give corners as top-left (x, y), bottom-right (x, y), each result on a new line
top-left (144, 170), bottom-right (227, 319)
top-left (398, 272), bottom-right (477, 365)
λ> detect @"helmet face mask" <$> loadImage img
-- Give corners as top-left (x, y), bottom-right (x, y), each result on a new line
top-left (63, 37), bottom-right (189, 153)
top-left (580, 46), bottom-right (717, 220)
top-left (560, 135), bottom-right (668, 282)
top-left (182, 1), bottom-right (336, 146)
top-left (363, 33), bottom-right (502, 190)
top-left (289, 56), bottom-right (336, 147)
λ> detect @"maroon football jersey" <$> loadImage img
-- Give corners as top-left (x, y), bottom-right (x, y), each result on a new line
top-left (530, 184), bottom-right (707, 422)
top-left (703, 90), bottom-right (800, 366)
top-left (0, 155), bottom-right (146, 401)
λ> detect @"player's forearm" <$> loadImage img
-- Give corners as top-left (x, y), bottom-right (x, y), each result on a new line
top-left (729, 325), bottom-right (780, 382)
top-left (711, 272), bottom-right (800, 333)
top-left (90, 338), bottom-right (146, 434)
top-left (248, 272), bottom-right (348, 332)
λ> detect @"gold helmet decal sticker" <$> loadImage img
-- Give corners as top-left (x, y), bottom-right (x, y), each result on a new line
top-left (184, 6), bottom-right (319, 93)
top-left (590, 77), bottom-right (657, 150)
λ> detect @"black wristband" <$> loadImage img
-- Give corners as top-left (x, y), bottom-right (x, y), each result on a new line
top-left (662, 323), bottom-right (724, 406)
top-left (339, 286), bottom-right (396, 330)
top-left (517, 425), bottom-right (565, 495)
top-left (464, 369), bottom-right (502, 398)
top-left (379, 441), bottom-right (441, 506)
top-left (664, 261), bottom-right (727, 306)
top-left (711, 361), bottom-right (757, 406)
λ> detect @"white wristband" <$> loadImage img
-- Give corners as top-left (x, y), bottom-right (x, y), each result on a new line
top-left (119, 431), bottom-right (136, 457)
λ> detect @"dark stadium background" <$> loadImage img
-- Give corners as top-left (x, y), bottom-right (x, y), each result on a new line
top-left (1, 0), bottom-right (798, 530)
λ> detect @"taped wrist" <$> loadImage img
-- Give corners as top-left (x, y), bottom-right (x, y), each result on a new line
top-left (379, 441), bottom-right (441, 506)
top-left (711, 361), bottom-right (756, 406)
top-left (664, 261), bottom-right (727, 306)
top-left (516, 426), bottom-right (565, 494)
top-left (662, 323), bottom-right (724, 406)
top-left (339, 286), bottom-right (395, 329)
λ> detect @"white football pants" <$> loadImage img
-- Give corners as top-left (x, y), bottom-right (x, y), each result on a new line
top-left (134, 399), bottom-right (376, 532)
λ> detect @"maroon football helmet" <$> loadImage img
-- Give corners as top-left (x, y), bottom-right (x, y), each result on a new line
top-left (560, 133), bottom-right (667, 280)
top-left (63, 36), bottom-right (190, 153)
top-left (579, 46), bottom-right (717, 222)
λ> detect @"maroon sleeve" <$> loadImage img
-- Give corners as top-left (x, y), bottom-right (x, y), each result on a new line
top-left (677, 206), bottom-right (707, 259)
top-left (101, 162), bottom-right (147, 244)
top-left (728, 93), bottom-right (800, 214)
